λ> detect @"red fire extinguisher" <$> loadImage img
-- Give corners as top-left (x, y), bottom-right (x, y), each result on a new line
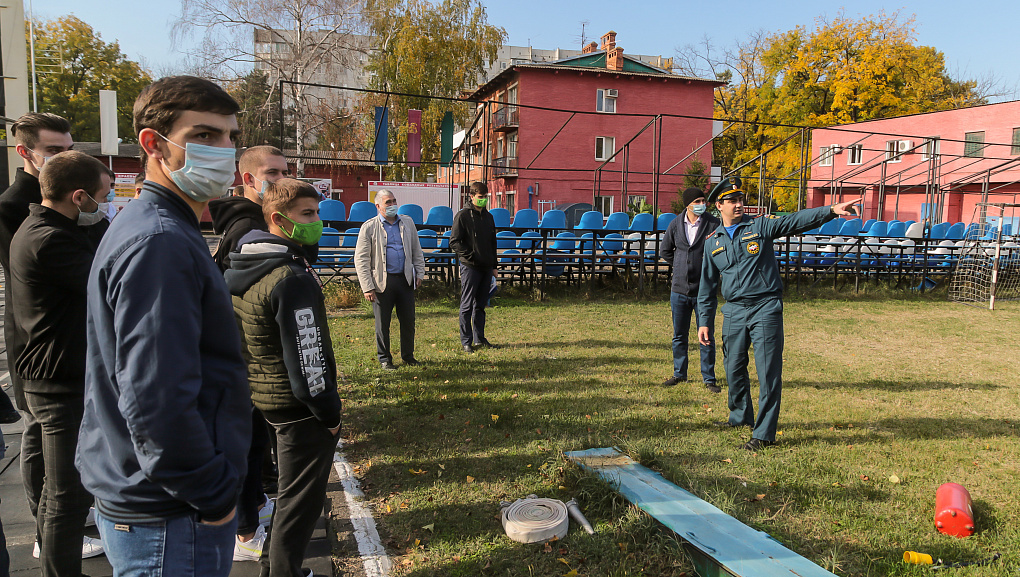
top-left (934, 483), bottom-right (975, 538)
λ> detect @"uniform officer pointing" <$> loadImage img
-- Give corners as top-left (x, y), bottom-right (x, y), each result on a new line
top-left (696, 177), bottom-right (860, 451)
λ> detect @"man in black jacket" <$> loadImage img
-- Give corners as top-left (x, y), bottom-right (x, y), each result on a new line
top-left (209, 145), bottom-right (290, 272)
top-left (11, 151), bottom-right (110, 576)
top-left (0, 113), bottom-right (73, 426)
top-left (450, 181), bottom-right (498, 353)
top-left (660, 187), bottom-right (720, 393)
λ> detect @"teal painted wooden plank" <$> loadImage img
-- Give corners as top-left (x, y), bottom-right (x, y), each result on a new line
top-left (565, 448), bottom-right (837, 577)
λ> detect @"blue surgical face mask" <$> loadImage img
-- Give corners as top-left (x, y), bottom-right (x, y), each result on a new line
top-left (692, 204), bottom-right (707, 216)
top-left (253, 176), bottom-right (269, 199)
top-left (384, 205), bottom-right (398, 218)
top-left (157, 133), bottom-right (237, 202)
top-left (106, 190), bottom-right (116, 203)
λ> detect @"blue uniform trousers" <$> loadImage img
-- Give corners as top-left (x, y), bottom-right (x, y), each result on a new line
top-left (721, 297), bottom-right (784, 442)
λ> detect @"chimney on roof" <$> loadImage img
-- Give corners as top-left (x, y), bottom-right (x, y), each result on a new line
top-left (600, 31), bottom-right (617, 52)
top-left (607, 46), bottom-right (624, 71)
top-left (582, 41), bottom-right (598, 54)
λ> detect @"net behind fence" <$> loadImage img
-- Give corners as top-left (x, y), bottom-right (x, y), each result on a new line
top-left (949, 203), bottom-right (1020, 308)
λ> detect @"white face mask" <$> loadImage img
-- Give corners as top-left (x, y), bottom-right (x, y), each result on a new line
top-left (157, 133), bottom-right (237, 202)
top-left (27, 149), bottom-right (51, 172)
top-left (253, 176), bottom-right (269, 199)
top-left (76, 192), bottom-right (108, 226)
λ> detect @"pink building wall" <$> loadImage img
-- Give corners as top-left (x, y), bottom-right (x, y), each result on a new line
top-left (454, 65), bottom-right (719, 216)
top-left (808, 101), bottom-right (1020, 224)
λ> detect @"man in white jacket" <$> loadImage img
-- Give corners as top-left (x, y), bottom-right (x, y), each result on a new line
top-left (354, 190), bottom-right (426, 369)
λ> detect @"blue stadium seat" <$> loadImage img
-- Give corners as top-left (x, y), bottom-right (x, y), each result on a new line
top-left (657, 213), bottom-right (677, 231)
top-left (929, 222), bottom-right (949, 239)
top-left (864, 221), bottom-right (888, 237)
top-left (861, 219), bottom-right (876, 233)
top-left (945, 222), bottom-right (965, 240)
top-left (425, 205), bottom-right (454, 227)
top-left (604, 212), bottom-right (630, 231)
top-left (575, 210), bottom-right (605, 230)
top-left (417, 229), bottom-right (438, 249)
top-left (397, 203), bottom-right (424, 224)
top-left (837, 218), bottom-right (862, 236)
top-left (319, 227), bottom-right (341, 247)
top-left (489, 207), bottom-right (512, 228)
top-left (496, 230), bottom-right (517, 249)
top-left (318, 199), bottom-right (346, 224)
top-left (539, 209), bottom-right (566, 230)
top-left (887, 221), bottom-right (906, 237)
top-left (516, 231), bottom-right (542, 250)
top-left (511, 208), bottom-right (539, 229)
top-left (629, 212), bottom-right (654, 232)
top-left (347, 201), bottom-right (376, 223)
top-left (818, 219), bottom-right (842, 236)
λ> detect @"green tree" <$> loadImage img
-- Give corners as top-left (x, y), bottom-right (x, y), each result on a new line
top-left (30, 16), bottom-right (152, 143)
top-left (677, 13), bottom-right (987, 211)
top-left (364, 0), bottom-right (505, 181)
top-left (226, 70), bottom-right (292, 148)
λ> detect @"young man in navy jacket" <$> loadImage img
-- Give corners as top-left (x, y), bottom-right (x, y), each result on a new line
top-left (76, 76), bottom-right (251, 577)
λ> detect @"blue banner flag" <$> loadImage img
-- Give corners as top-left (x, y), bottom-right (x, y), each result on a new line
top-left (374, 106), bottom-right (389, 165)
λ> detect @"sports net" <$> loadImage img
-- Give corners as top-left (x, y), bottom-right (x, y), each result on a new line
top-left (948, 203), bottom-right (1020, 309)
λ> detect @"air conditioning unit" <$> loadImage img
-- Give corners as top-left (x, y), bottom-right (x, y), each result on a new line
top-left (898, 140), bottom-right (914, 153)
top-left (606, 89), bottom-right (618, 98)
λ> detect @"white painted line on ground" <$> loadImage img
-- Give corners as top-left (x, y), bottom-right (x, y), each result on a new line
top-left (334, 441), bottom-right (392, 577)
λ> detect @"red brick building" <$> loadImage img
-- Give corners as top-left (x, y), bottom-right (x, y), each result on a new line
top-left (442, 32), bottom-right (721, 217)
top-left (808, 100), bottom-right (1020, 223)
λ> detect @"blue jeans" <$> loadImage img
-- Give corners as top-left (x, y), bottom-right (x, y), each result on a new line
top-left (670, 292), bottom-right (716, 383)
top-left (97, 512), bottom-right (236, 577)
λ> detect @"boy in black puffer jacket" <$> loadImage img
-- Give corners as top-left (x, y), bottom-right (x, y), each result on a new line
top-left (224, 179), bottom-right (342, 577)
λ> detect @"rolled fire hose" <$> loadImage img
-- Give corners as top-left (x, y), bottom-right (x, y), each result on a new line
top-left (500, 496), bottom-right (569, 543)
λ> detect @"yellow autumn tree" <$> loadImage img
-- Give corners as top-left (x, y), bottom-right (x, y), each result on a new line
top-left (698, 13), bottom-right (985, 211)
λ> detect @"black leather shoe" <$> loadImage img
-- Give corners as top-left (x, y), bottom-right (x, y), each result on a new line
top-left (0, 408), bottom-right (21, 424)
top-left (661, 376), bottom-right (684, 387)
top-left (402, 357), bottom-right (421, 366)
top-left (380, 360), bottom-right (397, 370)
top-left (705, 382), bottom-right (722, 394)
top-left (462, 345), bottom-right (475, 353)
top-left (742, 438), bottom-right (776, 451)
top-left (473, 340), bottom-right (499, 349)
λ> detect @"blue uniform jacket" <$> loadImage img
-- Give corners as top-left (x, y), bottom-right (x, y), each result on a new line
top-left (76, 182), bottom-right (251, 523)
top-left (697, 206), bottom-right (836, 322)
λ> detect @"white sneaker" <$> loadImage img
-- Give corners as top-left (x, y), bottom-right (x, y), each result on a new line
top-left (258, 496), bottom-right (275, 527)
top-left (82, 536), bottom-right (104, 558)
top-left (233, 524), bottom-right (267, 562)
top-left (85, 506), bottom-right (97, 527)
top-left (33, 536), bottom-right (104, 559)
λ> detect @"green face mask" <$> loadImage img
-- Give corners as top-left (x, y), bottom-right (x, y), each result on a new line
top-left (276, 212), bottom-right (323, 245)
top-left (473, 197), bottom-right (487, 208)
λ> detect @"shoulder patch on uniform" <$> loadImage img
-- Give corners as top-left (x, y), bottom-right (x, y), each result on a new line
top-left (746, 241), bottom-right (761, 255)
top-left (712, 246), bottom-right (726, 255)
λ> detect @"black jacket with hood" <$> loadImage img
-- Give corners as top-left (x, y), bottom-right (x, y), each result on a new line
top-left (449, 204), bottom-right (497, 270)
top-left (224, 230), bottom-right (342, 429)
top-left (209, 196), bottom-right (268, 272)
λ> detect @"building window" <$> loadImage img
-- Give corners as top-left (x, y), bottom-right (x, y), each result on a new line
top-left (595, 196), bottom-right (613, 216)
top-left (847, 144), bottom-right (863, 165)
top-left (596, 89), bottom-right (617, 113)
top-left (1012, 128), bottom-right (1020, 155)
top-left (595, 136), bottom-right (615, 161)
top-left (922, 137), bottom-right (941, 160)
top-left (885, 140), bottom-right (902, 163)
top-left (964, 131), bottom-right (985, 158)
top-left (819, 146), bottom-right (833, 167)
top-left (504, 191), bottom-right (515, 213)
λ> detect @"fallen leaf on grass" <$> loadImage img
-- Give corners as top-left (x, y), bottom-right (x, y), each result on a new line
top-left (889, 475), bottom-right (901, 484)
top-left (466, 476), bottom-right (475, 483)
top-left (543, 542), bottom-right (553, 553)
top-left (409, 468), bottom-right (427, 475)
top-left (422, 524), bottom-right (434, 532)
top-left (491, 414), bottom-right (500, 423)
top-left (564, 571), bottom-right (578, 577)
top-left (860, 475), bottom-right (869, 481)
top-left (721, 458), bottom-right (733, 463)
top-left (557, 558), bottom-right (570, 567)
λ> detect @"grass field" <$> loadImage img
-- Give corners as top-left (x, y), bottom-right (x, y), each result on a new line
top-left (328, 284), bottom-right (1020, 577)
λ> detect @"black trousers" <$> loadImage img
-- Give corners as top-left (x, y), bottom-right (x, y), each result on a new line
top-left (24, 392), bottom-right (92, 577)
top-left (373, 273), bottom-right (415, 363)
top-left (237, 406), bottom-right (270, 535)
top-left (259, 417), bottom-right (338, 577)
top-left (20, 408), bottom-right (43, 543)
top-left (459, 265), bottom-right (491, 346)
